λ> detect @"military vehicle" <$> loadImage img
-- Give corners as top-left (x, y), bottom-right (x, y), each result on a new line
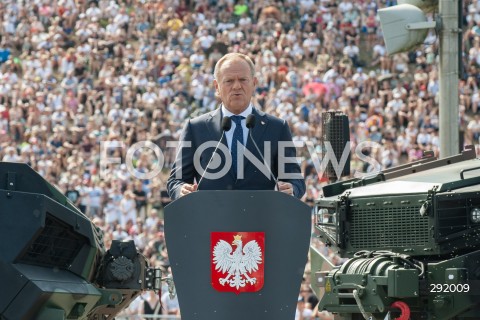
top-left (310, 146), bottom-right (480, 320)
top-left (0, 162), bottom-right (168, 320)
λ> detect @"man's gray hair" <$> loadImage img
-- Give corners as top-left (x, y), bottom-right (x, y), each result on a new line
top-left (213, 53), bottom-right (255, 80)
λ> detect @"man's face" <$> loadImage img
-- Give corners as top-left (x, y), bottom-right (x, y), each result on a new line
top-left (214, 58), bottom-right (257, 114)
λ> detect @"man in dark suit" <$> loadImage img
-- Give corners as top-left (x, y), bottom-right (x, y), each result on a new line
top-left (167, 53), bottom-right (305, 200)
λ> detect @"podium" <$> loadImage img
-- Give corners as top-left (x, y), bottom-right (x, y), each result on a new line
top-left (164, 190), bottom-right (311, 320)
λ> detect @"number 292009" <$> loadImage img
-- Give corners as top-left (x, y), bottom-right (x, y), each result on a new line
top-left (429, 283), bottom-right (470, 293)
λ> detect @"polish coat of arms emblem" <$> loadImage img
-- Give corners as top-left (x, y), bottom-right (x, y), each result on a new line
top-left (211, 232), bottom-right (264, 293)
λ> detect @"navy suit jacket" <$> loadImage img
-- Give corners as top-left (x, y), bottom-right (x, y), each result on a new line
top-left (167, 107), bottom-right (306, 200)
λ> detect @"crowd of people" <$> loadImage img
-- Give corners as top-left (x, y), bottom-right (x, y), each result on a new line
top-left (1, 0), bottom-right (480, 318)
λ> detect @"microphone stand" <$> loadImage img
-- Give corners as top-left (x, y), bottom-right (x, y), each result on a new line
top-left (197, 116), bottom-right (232, 189)
top-left (246, 114), bottom-right (280, 192)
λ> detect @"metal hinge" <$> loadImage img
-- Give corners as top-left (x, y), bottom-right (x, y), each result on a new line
top-left (420, 185), bottom-right (438, 217)
top-left (339, 191), bottom-right (351, 202)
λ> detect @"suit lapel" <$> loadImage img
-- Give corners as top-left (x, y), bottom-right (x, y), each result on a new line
top-left (249, 108), bottom-right (268, 146)
top-left (206, 107), bottom-right (235, 179)
top-left (206, 108), bottom-right (225, 144)
top-left (245, 108), bottom-right (269, 173)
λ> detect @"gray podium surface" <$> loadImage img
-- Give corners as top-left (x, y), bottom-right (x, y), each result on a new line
top-left (164, 190), bottom-right (311, 320)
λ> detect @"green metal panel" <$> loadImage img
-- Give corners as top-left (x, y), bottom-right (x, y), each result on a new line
top-left (387, 269), bottom-right (419, 297)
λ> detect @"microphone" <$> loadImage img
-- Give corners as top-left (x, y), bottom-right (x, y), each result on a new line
top-left (245, 114), bottom-right (280, 191)
top-left (197, 116), bottom-right (232, 189)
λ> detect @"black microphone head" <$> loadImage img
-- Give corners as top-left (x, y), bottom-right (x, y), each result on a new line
top-left (246, 114), bottom-right (256, 129)
top-left (222, 116), bottom-right (232, 131)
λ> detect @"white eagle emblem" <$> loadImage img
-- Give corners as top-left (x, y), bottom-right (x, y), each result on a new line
top-left (212, 234), bottom-right (263, 289)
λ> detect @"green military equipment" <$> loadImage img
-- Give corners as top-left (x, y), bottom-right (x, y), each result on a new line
top-left (311, 147), bottom-right (480, 319)
top-left (0, 162), bottom-right (164, 319)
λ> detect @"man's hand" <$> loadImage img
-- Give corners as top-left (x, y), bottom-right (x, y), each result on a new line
top-left (277, 181), bottom-right (294, 196)
top-left (180, 183), bottom-right (198, 197)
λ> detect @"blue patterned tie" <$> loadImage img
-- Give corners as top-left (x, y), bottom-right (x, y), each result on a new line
top-left (231, 115), bottom-right (244, 175)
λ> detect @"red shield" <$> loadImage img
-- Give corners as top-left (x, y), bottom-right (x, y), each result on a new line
top-left (211, 232), bottom-right (265, 293)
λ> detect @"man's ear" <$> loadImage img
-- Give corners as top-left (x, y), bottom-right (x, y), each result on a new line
top-left (213, 79), bottom-right (220, 97)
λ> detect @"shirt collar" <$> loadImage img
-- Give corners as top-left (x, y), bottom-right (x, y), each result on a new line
top-left (221, 104), bottom-right (253, 118)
